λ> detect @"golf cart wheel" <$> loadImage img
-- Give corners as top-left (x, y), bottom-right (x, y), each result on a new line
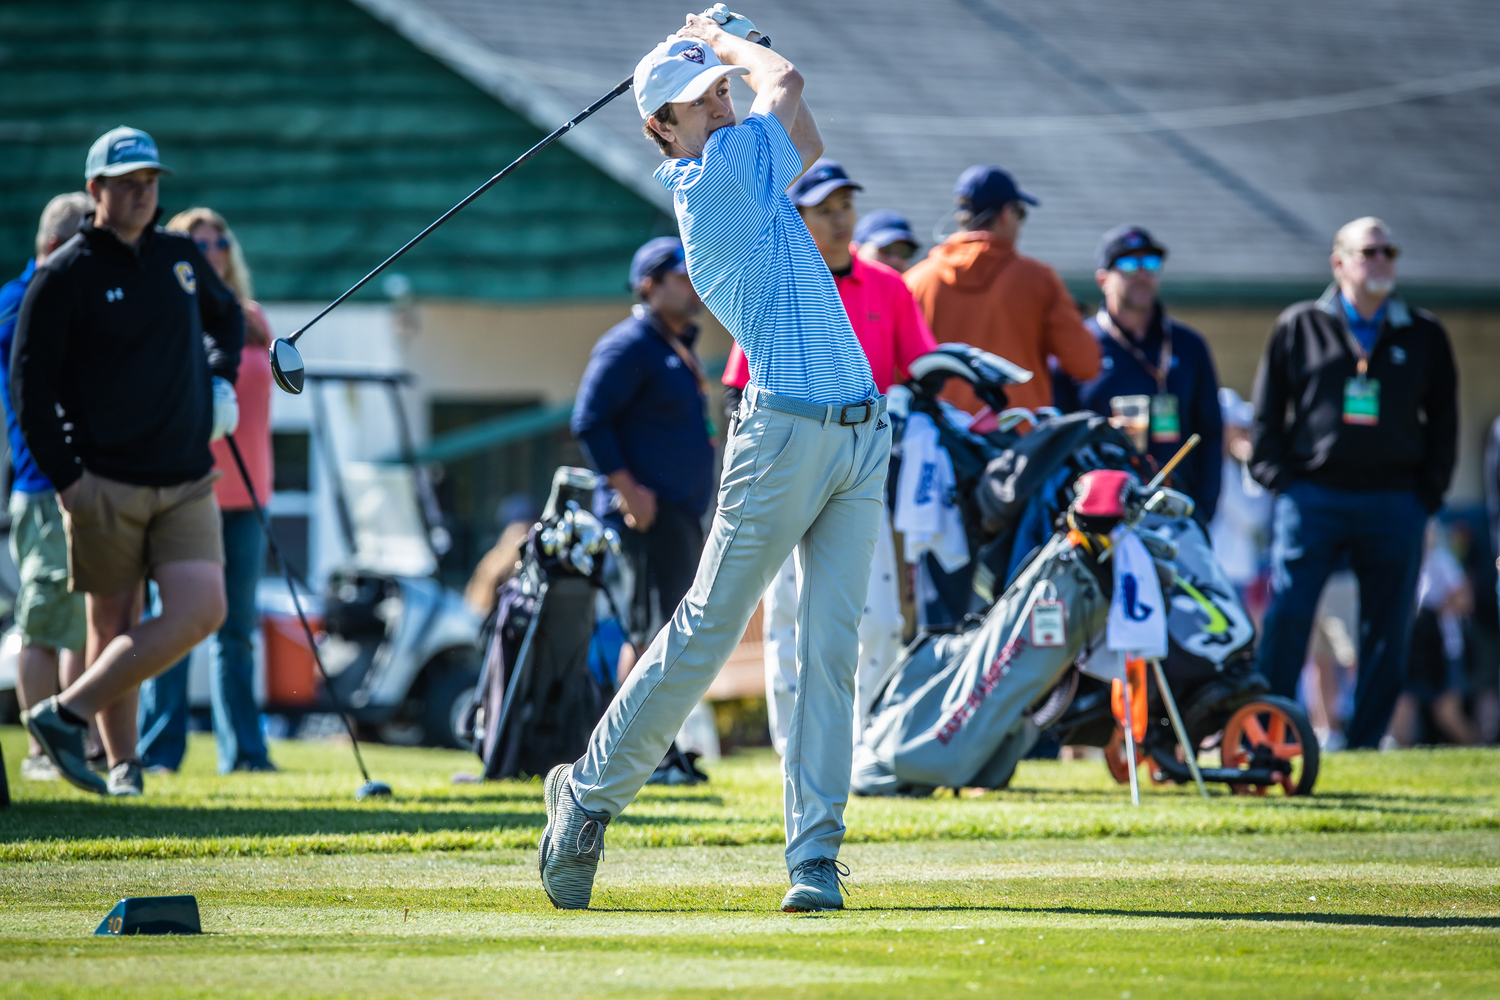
top-left (420, 652), bottom-right (481, 750)
top-left (1219, 695), bottom-right (1319, 796)
top-left (1104, 726), bottom-right (1146, 785)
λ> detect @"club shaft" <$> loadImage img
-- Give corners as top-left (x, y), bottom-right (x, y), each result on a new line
top-left (288, 76), bottom-right (633, 346)
top-left (225, 433), bottom-right (375, 784)
top-left (1144, 433), bottom-right (1201, 494)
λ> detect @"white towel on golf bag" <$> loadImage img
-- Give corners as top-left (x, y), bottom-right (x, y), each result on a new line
top-left (895, 411), bottom-right (969, 572)
top-left (1106, 528), bottom-right (1168, 659)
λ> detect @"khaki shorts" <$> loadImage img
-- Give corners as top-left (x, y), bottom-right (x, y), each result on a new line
top-left (8, 490), bottom-right (86, 652)
top-left (63, 470), bottom-right (224, 595)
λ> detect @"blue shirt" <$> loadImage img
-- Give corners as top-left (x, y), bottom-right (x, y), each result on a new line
top-left (655, 113), bottom-right (873, 406)
top-left (572, 305), bottom-right (716, 518)
top-left (1052, 305), bottom-right (1223, 523)
top-left (0, 260), bottom-right (52, 494)
top-left (1339, 292), bottom-right (1387, 355)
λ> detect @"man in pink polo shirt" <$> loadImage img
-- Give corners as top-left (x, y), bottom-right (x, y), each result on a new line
top-left (722, 158), bottom-right (936, 751)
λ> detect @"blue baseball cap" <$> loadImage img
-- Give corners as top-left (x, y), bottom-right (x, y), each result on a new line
top-left (788, 159), bottom-right (862, 208)
top-left (85, 126), bottom-right (172, 180)
top-left (954, 165), bottom-right (1037, 218)
top-left (1096, 224), bottom-right (1168, 269)
top-left (629, 236), bottom-right (687, 292)
top-left (853, 210), bottom-right (917, 250)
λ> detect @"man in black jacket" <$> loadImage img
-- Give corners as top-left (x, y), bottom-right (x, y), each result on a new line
top-left (15, 127), bottom-right (244, 795)
top-left (1250, 216), bottom-right (1457, 749)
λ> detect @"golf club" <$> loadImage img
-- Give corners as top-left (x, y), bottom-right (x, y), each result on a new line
top-left (223, 434), bottom-right (391, 800)
top-left (269, 25), bottom-right (772, 394)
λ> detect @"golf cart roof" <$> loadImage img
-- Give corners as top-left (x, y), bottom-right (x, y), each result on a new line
top-left (303, 363), bottom-right (414, 385)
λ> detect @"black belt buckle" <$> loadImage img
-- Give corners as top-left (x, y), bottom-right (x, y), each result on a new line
top-left (838, 400), bottom-right (874, 425)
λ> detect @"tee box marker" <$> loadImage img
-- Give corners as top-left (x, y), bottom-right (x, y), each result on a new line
top-left (95, 895), bottom-right (202, 935)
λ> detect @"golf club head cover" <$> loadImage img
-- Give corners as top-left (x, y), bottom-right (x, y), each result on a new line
top-left (210, 376), bottom-right (240, 442)
top-left (1069, 468), bottom-right (1138, 533)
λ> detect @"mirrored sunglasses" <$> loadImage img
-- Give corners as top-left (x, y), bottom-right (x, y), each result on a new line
top-left (195, 236), bottom-right (231, 252)
top-left (1113, 254), bottom-right (1163, 274)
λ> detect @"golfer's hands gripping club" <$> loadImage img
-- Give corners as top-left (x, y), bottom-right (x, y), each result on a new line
top-left (699, 4), bottom-right (769, 45)
top-left (210, 376), bottom-right (240, 442)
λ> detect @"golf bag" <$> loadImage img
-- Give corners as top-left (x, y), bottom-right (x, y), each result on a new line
top-left (467, 468), bottom-right (620, 780)
top-left (853, 528), bottom-right (1110, 796)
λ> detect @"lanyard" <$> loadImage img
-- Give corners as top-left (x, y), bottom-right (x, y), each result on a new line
top-left (661, 330), bottom-right (710, 398)
top-left (1339, 317), bottom-right (1378, 379)
top-left (644, 309), bottom-right (709, 398)
top-left (1098, 309), bottom-right (1172, 393)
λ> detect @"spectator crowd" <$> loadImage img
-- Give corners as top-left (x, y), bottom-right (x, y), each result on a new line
top-left (5, 121), bottom-right (1496, 800)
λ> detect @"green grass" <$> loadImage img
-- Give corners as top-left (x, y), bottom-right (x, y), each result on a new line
top-left (1, 727), bottom-right (1498, 998)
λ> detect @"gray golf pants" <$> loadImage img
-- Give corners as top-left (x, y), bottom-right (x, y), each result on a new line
top-left (572, 385), bottom-right (890, 869)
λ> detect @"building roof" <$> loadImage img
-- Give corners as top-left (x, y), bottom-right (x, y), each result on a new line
top-left (396, 0), bottom-right (1500, 302)
top-left (0, 0), bottom-right (671, 302)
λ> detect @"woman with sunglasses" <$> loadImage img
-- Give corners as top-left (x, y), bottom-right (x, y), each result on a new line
top-left (136, 208), bottom-right (276, 774)
top-left (1053, 224), bottom-right (1224, 526)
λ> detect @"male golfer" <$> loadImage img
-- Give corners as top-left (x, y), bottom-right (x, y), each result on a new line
top-left (540, 15), bottom-right (888, 912)
top-left (15, 126), bottom-right (243, 795)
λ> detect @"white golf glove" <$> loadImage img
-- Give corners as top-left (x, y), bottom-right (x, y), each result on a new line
top-left (700, 4), bottom-right (764, 43)
top-left (210, 376), bottom-right (240, 442)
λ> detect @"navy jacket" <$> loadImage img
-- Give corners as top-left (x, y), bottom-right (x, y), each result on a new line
top-left (1054, 304), bottom-right (1223, 522)
top-left (572, 305), bottom-right (715, 517)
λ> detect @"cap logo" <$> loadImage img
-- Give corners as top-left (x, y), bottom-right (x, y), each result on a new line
top-left (680, 45), bottom-right (705, 63)
top-left (111, 136), bottom-right (156, 161)
top-left (174, 261), bottom-right (197, 295)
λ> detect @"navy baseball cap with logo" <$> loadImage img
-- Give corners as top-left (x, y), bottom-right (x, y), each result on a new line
top-left (85, 126), bottom-right (172, 180)
top-left (853, 210), bottom-right (917, 249)
top-left (788, 159), bottom-right (863, 208)
top-left (1096, 224), bottom-right (1168, 269)
top-left (630, 236), bottom-right (687, 292)
top-left (954, 165), bottom-right (1038, 218)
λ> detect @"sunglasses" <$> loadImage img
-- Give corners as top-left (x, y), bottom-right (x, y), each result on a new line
top-left (881, 241), bottom-right (917, 260)
top-left (1351, 245), bottom-right (1400, 261)
top-left (195, 236), bottom-right (231, 252)
top-left (1112, 254), bottom-right (1163, 274)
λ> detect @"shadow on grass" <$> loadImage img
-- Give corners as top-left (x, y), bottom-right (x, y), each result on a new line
top-left (864, 904), bottom-right (1500, 929)
top-left (0, 801), bottom-right (751, 843)
top-left (0, 804), bottom-right (545, 841)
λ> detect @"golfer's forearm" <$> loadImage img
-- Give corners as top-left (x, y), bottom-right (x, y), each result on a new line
top-left (785, 96), bottom-right (824, 170)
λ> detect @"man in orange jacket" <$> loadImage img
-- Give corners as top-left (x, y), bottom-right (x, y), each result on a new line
top-left (905, 165), bottom-right (1100, 414)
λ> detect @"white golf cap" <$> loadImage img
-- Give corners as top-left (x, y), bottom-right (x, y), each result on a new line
top-left (633, 37), bottom-right (748, 119)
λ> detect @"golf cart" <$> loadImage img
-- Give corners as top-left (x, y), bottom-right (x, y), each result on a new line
top-left (268, 365), bottom-right (481, 748)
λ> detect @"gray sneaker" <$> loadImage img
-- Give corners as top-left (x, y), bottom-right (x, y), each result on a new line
top-left (108, 760), bottom-right (144, 797)
top-left (538, 763), bottom-right (610, 909)
top-left (20, 754), bottom-right (59, 781)
top-left (782, 857), bottom-right (850, 912)
top-left (22, 697), bottom-right (107, 795)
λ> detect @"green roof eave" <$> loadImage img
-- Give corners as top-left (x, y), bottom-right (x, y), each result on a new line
top-left (1061, 277), bottom-right (1500, 309)
top-left (347, 0), bottom-right (672, 216)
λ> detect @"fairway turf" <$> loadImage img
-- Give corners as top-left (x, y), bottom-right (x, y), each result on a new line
top-left (1, 727), bottom-right (1496, 998)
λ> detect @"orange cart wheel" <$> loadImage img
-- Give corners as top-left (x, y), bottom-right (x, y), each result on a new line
top-left (1219, 695), bottom-right (1320, 796)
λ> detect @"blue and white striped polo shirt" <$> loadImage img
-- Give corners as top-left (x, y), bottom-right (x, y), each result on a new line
top-left (655, 113), bottom-right (875, 406)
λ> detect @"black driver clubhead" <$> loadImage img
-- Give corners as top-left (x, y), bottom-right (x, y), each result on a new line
top-left (355, 779), bottom-right (393, 801)
top-left (270, 338), bottom-right (305, 394)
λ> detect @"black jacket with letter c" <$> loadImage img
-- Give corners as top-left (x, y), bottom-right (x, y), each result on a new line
top-left (11, 213), bottom-right (244, 491)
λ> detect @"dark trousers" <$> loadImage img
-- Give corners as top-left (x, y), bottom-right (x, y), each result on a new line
top-left (606, 500), bottom-right (705, 648)
top-left (1256, 481), bottom-right (1427, 748)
